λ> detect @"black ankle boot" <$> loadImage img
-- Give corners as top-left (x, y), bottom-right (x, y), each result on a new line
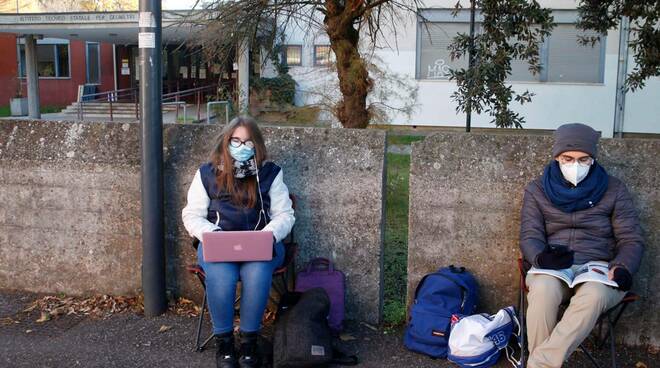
top-left (215, 332), bottom-right (238, 368)
top-left (238, 331), bottom-right (261, 368)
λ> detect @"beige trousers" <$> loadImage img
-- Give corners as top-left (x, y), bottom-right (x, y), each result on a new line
top-left (525, 267), bottom-right (625, 368)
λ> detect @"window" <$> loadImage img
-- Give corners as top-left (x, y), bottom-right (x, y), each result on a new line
top-left (547, 25), bottom-right (603, 83)
top-left (314, 45), bottom-right (333, 66)
top-left (417, 18), bottom-right (605, 83)
top-left (417, 22), bottom-right (472, 80)
top-left (86, 42), bottom-right (101, 84)
top-left (283, 45), bottom-right (302, 66)
top-left (17, 41), bottom-right (70, 78)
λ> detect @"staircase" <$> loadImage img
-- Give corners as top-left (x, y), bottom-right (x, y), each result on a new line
top-left (59, 102), bottom-right (181, 121)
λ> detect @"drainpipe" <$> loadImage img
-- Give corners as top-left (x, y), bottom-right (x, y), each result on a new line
top-left (465, 0), bottom-right (476, 133)
top-left (139, 0), bottom-right (167, 317)
top-left (613, 16), bottom-right (630, 138)
top-left (112, 44), bottom-right (118, 92)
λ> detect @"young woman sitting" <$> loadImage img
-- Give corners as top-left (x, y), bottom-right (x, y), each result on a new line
top-left (182, 116), bottom-right (295, 368)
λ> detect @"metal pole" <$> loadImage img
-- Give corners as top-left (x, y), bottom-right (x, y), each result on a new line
top-left (613, 16), bottom-right (630, 139)
top-left (139, 0), bottom-right (167, 317)
top-left (465, 0), bottom-right (476, 133)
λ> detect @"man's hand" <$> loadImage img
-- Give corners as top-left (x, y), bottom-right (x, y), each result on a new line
top-left (536, 245), bottom-right (574, 270)
top-left (609, 266), bottom-right (632, 291)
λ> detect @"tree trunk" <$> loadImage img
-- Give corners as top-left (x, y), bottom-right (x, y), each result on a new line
top-left (324, 1), bottom-right (373, 129)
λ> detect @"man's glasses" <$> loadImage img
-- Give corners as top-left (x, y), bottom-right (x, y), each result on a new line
top-left (558, 155), bottom-right (593, 167)
top-left (229, 137), bottom-right (255, 149)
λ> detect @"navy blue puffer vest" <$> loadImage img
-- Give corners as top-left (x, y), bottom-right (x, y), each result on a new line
top-left (199, 161), bottom-right (281, 231)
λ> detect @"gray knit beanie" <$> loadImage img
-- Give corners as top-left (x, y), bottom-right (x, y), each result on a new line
top-left (552, 123), bottom-right (600, 158)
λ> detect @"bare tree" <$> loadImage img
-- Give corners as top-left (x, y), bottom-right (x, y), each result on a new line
top-left (188, 0), bottom-right (421, 129)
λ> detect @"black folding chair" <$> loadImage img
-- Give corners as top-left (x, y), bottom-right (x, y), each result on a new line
top-left (518, 258), bottom-right (639, 368)
top-left (187, 194), bottom-right (298, 352)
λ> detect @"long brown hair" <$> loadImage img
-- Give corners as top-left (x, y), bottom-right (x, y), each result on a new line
top-left (210, 116), bottom-right (267, 208)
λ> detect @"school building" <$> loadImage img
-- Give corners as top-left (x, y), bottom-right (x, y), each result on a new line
top-left (1, 1), bottom-right (658, 137)
top-left (0, 10), bottom-right (245, 119)
top-left (279, 0), bottom-right (660, 137)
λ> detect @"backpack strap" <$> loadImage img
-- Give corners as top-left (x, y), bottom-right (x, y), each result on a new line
top-left (503, 306), bottom-right (523, 368)
top-left (305, 258), bottom-right (335, 273)
top-left (412, 273), bottom-right (434, 301)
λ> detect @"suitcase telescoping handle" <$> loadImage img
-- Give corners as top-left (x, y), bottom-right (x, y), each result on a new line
top-left (305, 257), bottom-right (335, 272)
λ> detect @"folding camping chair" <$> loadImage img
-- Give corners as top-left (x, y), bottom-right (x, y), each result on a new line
top-left (187, 194), bottom-right (298, 352)
top-left (517, 258), bottom-right (639, 368)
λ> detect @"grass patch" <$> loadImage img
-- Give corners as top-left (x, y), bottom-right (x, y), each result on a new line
top-left (387, 134), bottom-right (425, 146)
top-left (383, 152), bottom-right (411, 326)
top-left (41, 105), bottom-right (64, 114)
top-left (0, 105), bottom-right (63, 117)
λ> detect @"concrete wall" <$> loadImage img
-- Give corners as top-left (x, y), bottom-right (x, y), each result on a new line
top-left (407, 132), bottom-right (659, 347)
top-left (164, 124), bottom-right (386, 323)
top-left (0, 120), bottom-right (386, 324)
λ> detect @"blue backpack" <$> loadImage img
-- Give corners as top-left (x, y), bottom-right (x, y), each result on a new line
top-left (404, 265), bottom-right (479, 358)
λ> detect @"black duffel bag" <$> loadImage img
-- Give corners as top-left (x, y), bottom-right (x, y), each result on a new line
top-left (273, 288), bottom-right (333, 367)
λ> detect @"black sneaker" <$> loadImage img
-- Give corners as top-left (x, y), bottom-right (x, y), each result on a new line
top-left (215, 333), bottom-right (238, 368)
top-left (238, 331), bottom-right (261, 368)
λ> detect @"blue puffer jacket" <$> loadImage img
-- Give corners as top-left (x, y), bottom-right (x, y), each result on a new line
top-left (199, 161), bottom-right (280, 231)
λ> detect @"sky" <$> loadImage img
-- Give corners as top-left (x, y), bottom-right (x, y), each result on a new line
top-left (162, 0), bottom-right (199, 10)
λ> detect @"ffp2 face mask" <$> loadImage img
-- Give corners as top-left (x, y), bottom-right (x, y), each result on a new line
top-left (560, 161), bottom-right (590, 186)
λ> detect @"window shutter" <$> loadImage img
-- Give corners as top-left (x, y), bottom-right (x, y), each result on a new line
top-left (419, 22), bottom-right (469, 80)
top-left (547, 24), bottom-right (603, 83)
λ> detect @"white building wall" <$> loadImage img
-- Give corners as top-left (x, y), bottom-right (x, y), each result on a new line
top-left (277, 0), bottom-right (659, 136)
top-left (623, 71), bottom-right (660, 134)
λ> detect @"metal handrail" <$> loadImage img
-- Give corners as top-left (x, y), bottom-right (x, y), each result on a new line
top-left (78, 87), bottom-right (139, 121)
top-left (207, 101), bottom-right (231, 124)
top-left (162, 84), bottom-right (215, 100)
top-left (80, 87), bottom-right (137, 100)
top-left (77, 84), bottom-right (218, 122)
top-left (163, 101), bottom-right (188, 124)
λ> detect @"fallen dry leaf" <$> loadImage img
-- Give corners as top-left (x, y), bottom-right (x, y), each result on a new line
top-left (339, 333), bottom-right (356, 341)
top-left (35, 312), bottom-right (51, 323)
top-left (18, 293), bottom-right (206, 324)
top-left (158, 325), bottom-right (172, 333)
top-left (360, 322), bottom-right (378, 331)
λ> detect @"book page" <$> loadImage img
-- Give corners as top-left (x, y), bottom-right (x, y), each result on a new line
top-left (527, 266), bottom-right (574, 287)
top-left (570, 261), bottom-right (619, 288)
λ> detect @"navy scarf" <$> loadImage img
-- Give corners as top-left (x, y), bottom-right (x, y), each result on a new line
top-left (542, 160), bottom-right (609, 213)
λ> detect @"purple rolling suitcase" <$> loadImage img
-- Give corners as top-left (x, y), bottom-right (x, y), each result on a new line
top-left (295, 258), bottom-right (345, 332)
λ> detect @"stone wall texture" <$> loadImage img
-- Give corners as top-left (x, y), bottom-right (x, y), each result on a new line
top-left (0, 120), bottom-right (386, 323)
top-left (408, 132), bottom-right (659, 347)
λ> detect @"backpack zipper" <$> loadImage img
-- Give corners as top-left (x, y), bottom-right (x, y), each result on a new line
top-left (430, 273), bottom-right (469, 313)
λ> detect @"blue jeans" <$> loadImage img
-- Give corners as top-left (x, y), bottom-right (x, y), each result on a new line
top-left (197, 241), bottom-right (285, 334)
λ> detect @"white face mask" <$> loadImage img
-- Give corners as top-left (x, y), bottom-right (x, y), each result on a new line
top-left (560, 161), bottom-right (591, 186)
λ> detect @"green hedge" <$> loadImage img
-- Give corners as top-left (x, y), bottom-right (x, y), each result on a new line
top-left (253, 73), bottom-right (296, 106)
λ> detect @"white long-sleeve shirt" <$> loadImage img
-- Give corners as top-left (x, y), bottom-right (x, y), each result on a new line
top-left (181, 168), bottom-right (295, 243)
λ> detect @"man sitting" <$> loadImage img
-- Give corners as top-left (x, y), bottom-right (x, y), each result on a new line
top-left (519, 123), bottom-right (644, 368)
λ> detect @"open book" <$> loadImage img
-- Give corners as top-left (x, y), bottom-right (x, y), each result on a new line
top-left (528, 261), bottom-right (618, 288)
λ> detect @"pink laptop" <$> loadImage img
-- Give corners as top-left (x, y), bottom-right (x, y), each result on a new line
top-left (201, 231), bottom-right (274, 262)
